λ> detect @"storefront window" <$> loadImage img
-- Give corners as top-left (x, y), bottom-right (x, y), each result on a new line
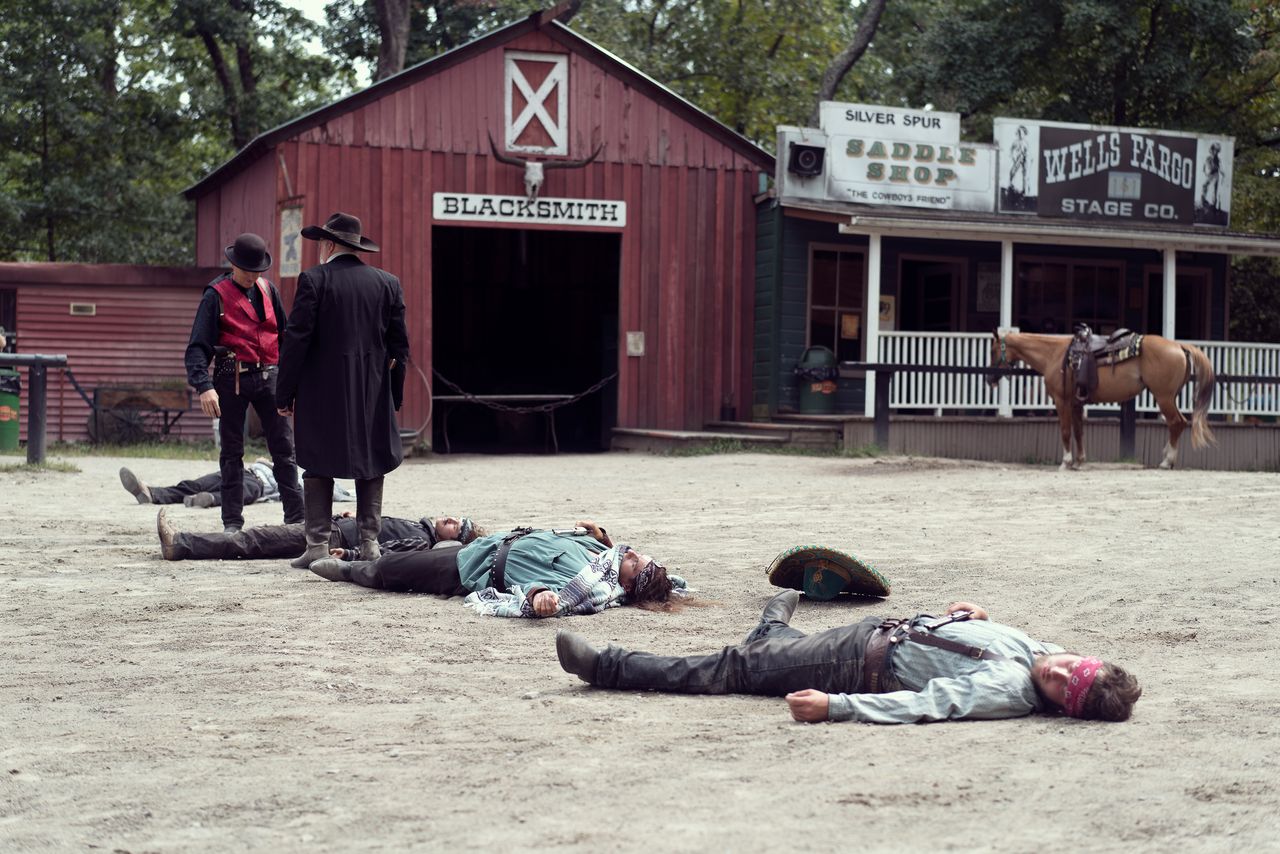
top-left (808, 247), bottom-right (864, 362)
top-left (1017, 259), bottom-right (1121, 335)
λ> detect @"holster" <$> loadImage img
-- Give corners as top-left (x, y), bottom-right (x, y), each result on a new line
top-left (862, 619), bottom-right (907, 693)
top-left (862, 611), bottom-right (1004, 693)
top-left (490, 527), bottom-right (534, 592)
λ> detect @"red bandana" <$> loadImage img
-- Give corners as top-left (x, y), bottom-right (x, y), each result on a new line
top-left (1063, 656), bottom-right (1104, 718)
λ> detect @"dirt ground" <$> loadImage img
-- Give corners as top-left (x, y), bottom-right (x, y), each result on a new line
top-left (2, 450), bottom-right (1278, 852)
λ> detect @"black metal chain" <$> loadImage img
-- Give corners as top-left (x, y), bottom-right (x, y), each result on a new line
top-left (431, 369), bottom-right (618, 414)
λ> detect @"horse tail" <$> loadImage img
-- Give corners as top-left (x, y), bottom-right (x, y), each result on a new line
top-left (1185, 344), bottom-right (1217, 448)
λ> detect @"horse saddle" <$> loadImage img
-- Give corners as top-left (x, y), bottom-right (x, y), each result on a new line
top-left (1066, 324), bottom-right (1143, 403)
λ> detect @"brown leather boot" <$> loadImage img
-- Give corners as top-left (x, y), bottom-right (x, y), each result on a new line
top-left (120, 467), bottom-right (153, 504)
top-left (355, 476), bottom-right (384, 560)
top-left (290, 476), bottom-right (334, 568)
top-left (156, 509), bottom-right (184, 560)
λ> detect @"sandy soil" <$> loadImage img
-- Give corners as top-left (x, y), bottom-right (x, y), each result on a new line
top-left (1, 450), bottom-right (1278, 853)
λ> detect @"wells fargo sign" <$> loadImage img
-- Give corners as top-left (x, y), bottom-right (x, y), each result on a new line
top-left (994, 118), bottom-right (1233, 226)
top-left (819, 102), bottom-right (995, 212)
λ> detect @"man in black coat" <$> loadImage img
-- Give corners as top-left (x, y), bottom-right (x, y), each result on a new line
top-left (276, 212), bottom-right (410, 568)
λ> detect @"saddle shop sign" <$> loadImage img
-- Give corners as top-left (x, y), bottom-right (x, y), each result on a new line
top-left (819, 101), bottom-right (996, 212)
top-left (993, 118), bottom-right (1234, 226)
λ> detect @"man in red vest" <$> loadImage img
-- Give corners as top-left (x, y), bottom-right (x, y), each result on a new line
top-left (184, 232), bottom-right (304, 532)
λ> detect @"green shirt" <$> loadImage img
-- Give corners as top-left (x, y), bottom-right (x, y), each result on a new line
top-left (454, 529), bottom-right (606, 594)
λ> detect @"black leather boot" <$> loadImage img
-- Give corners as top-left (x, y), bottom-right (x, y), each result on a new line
top-left (309, 558), bottom-right (382, 589)
top-left (309, 558), bottom-right (353, 582)
top-left (556, 631), bottom-right (601, 683)
top-left (355, 476), bottom-right (384, 560)
top-left (743, 589), bottom-right (802, 643)
top-left (290, 476), bottom-right (334, 568)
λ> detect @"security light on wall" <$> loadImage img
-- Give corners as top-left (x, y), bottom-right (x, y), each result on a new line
top-left (787, 142), bottom-right (825, 177)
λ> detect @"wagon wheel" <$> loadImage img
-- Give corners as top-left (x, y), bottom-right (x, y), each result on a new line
top-left (87, 396), bottom-right (155, 444)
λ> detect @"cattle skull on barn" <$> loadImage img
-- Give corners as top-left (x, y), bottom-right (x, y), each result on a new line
top-left (488, 133), bottom-right (605, 201)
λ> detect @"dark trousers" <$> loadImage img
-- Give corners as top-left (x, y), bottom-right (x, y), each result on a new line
top-left (150, 471), bottom-right (263, 506)
top-left (171, 523), bottom-right (305, 561)
top-left (346, 547), bottom-right (466, 594)
top-left (593, 617), bottom-right (882, 697)
top-left (215, 366), bottom-right (303, 528)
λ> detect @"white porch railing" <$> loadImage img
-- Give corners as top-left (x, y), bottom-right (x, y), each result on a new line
top-left (876, 331), bottom-right (1280, 418)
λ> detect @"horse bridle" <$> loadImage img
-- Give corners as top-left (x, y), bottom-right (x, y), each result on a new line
top-left (993, 334), bottom-right (1013, 368)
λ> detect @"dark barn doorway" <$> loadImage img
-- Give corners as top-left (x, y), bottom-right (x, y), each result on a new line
top-left (431, 226), bottom-right (620, 453)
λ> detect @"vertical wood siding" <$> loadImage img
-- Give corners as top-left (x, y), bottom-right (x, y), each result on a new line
top-left (194, 27), bottom-right (767, 433)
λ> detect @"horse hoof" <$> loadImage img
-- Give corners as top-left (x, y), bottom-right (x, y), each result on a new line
top-left (1158, 461), bottom-right (1173, 470)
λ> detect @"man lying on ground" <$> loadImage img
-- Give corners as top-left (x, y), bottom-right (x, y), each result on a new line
top-left (308, 522), bottom-right (689, 617)
top-left (556, 594), bottom-right (1141, 723)
top-left (156, 508), bottom-right (482, 562)
top-left (120, 463), bottom-right (352, 509)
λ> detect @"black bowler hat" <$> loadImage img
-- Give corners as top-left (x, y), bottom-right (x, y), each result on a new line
top-left (300, 211), bottom-right (380, 253)
top-left (224, 232), bottom-right (272, 272)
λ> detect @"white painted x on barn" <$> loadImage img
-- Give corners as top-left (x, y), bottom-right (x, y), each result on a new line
top-left (505, 51), bottom-right (568, 155)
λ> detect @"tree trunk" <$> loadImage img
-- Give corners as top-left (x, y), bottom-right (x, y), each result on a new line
top-left (808, 0), bottom-right (888, 127)
top-left (539, 1), bottom-right (583, 26)
top-left (197, 27), bottom-right (246, 149)
top-left (41, 100), bottom-right (54, 262)
top-left (99, 2), bottom-right (119, 98)
top-left (373, 0), bottom-right (411, 81)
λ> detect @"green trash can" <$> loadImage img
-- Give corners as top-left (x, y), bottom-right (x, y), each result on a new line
top-left (794, 345), bottom-right (838, 414)
top-left (0, 369), bottom-right (20, 450)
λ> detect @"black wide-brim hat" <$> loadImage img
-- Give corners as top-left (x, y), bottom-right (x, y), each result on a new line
top-left (301, 211), bottom-right (380, 252)
top-left (224, 232), bottom-right (272, 272)
top-left (766, 545), bottom-right (891, 600)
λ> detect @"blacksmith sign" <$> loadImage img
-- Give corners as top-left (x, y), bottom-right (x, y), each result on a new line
top-left (432, 193), bottom-right (627, 228)
top-left (818, 101), bottom-right (995, 212)
top-left (993, 118), bottom-right (1234, 226)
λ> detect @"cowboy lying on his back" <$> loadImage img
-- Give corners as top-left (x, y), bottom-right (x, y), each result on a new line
top-left (557, 595), bottom-right (1142, 723)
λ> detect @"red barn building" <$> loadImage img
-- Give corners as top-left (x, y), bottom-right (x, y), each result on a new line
top-left (0, 262), bottom-right (222, 444)
top-left (185, 12), bottom-right (773, 452)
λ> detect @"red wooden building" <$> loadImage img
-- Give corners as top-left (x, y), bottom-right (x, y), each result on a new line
top-left (185, 12), bottom-right (773, 452)
top-left (0, 262), bottom-right (222, 444)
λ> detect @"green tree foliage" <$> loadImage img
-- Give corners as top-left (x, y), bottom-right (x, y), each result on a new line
top-left (322, 0), bottom-right (545, 81)
top-left (0, 0), bottom-right (345, 263)
top-left (165, 0), bottom-right (348, 150)
top-left (569, 0), bottom-right (865, 142)
top-left (0, 0), bottom-right (192, 261)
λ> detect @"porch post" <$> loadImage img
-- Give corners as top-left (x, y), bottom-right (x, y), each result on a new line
top-left (1162, 248), bottom-right (1177, 339)
top-left (998, 239), bottom-right (1014, 418)
top-left (865, 232), bottom-right (882, 418)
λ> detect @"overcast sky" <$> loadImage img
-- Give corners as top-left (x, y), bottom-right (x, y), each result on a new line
top-left (283, 0), bottom-right (373, 85)
top-left (286, 0), bottom-right (329, 25)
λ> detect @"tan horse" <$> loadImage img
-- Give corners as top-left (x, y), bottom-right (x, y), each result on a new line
top-left (988, 331), bottom-right (1216, 469)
